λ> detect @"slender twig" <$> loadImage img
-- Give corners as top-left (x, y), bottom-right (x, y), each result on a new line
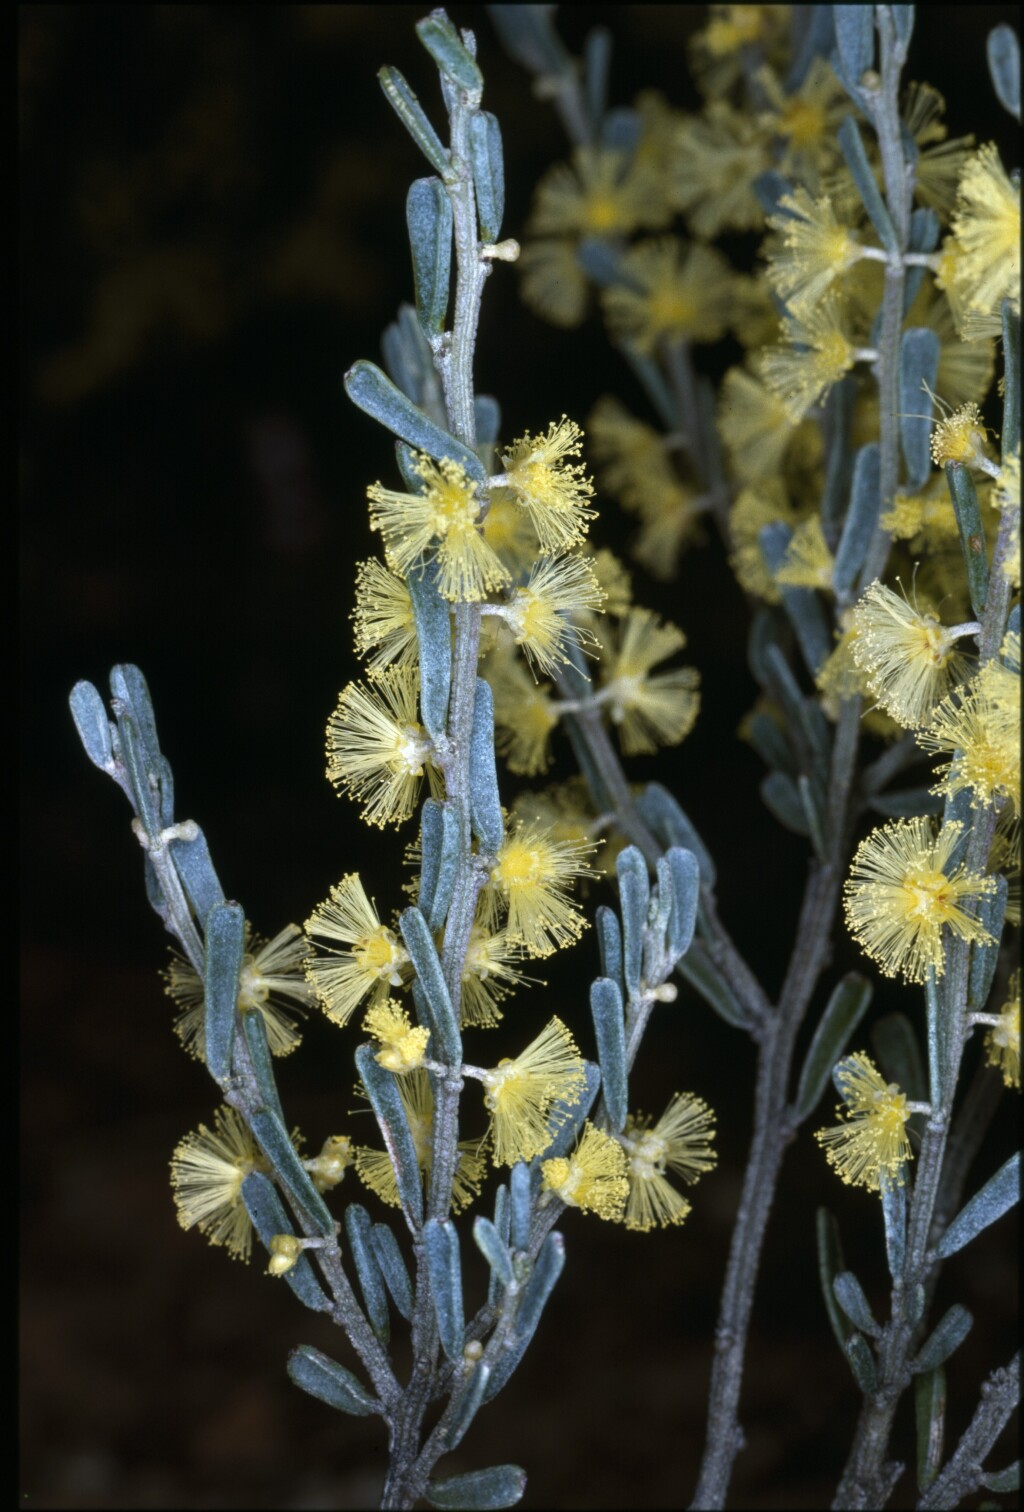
top-left (916, 1353), bottom-right (1021, 1511)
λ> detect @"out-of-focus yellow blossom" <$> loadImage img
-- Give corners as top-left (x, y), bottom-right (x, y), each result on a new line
top-left (761, 295), bottom-right (859, 422)
top-left (598, 607), bottom-right (701, 755)
top-left (602, 238), bottom-right (735, 355)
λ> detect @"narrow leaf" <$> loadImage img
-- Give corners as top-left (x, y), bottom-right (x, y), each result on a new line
top-left (406, 559), bottom-right (452, 740)
top-left (666, 847), bottom-right (700, 960)
top-left (444, 1358), bottom-right (492, 1450)
top-left (987, 24), bottom-right (1021, 120)
top-left (635, 782), bottom-right (716, 887)
top-left (795, 974), bottom-right (873, 1121)
top-left (835, 443), bottom-right (882, 594)
top-left (468, 677), bottom-right (504, 853)
top-left (817, 1207), bottom-right (852, 1350)
top-left (249, 1108), bottom-right (336, 1237)
top-left (169, 825), bottom-right (225, 926)
top-left (483, 1232), bottom-right (564, 1402)
top-left (370, 1222), bottom-right (415, 1322)
top-left (834, 1271), bottom-right (881, 1337)
top-left (912, 1304), bottom-right (973, 1373)
top-left (616, 846), bottom-right (649, 1001)
top-left (344, 360), bottom-right (485, 483)
top-left (508, 1161), bottom-right (533, 1252)
top-left (287, 1344), bottom-right (379, 1416)
top-left (238, 1008), bottom-right (286, 1124)
top-left (935, 1153), bottom-right (1020, 1258)
top-left (426, 1465), bottom-right (527, 1511)
top-left (590, 977), bottom-right (627, 1133)
top-left (900, 329), bottom-right (941, 488)
top-left (355, 1044), bottom-right (424, 1225)
top-left (945, 462), bottom-right (989, 618)
top-left (676, 941), bottom-right (749, 1030)
top-left (967, 875), bottom-right (1008, 1010)
top-left (594, 905), bottom-right (623, 995)
top-left (880, 1170), bottom-right (907, 1282)
top-left (468, 111), bottom-right (504, 241)
top-left (915, 1366), bottom-right (946, 1491)
top-left (345, 1204), bottom-right (390, 1343)
top-left (473, 1215), bottom-right (515, 1289)
top-left (69, 681), bottom-right (115, 772)
top-left (845, 1330), bottom-right (878, 1393)
top-left (241, 1173), bottom-right (330, 1314)
top-left (400, 906), bottom-right (461, 1065)
top-left (416, 15), bottom-right (483, 93)
top-left (833, 7), bottom-right (874, 105)
top-left (760, 771), bottom-right (809, 835)
top-left (378, 65), bottom-right (451, 179)
top-left (838, 116), bottom-right (898, 251)
top-left (203, 901), bottom-right (245, 1084)
top-left (423, 1217), bottom-right (465, 1362)
top-left (407, 177), bottom-right (453, 337)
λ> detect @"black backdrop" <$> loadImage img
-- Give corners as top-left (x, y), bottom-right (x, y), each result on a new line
top-left (21, 7), bottom-right (1018, 1508)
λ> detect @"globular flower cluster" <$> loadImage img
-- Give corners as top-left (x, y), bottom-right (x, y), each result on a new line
top-left (815, 1054), bottom-right (914, 1192)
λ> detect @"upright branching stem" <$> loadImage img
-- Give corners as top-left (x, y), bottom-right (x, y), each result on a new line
top-left (381, 34), bottom-right (494, 1512)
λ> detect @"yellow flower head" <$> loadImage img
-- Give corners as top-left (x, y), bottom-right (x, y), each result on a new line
top-left (304, 872), bottom-right (410, 1027)
top-left (500, 553), bottom-right (604, 679)
top-left (760, 295), bottom-right (857, 423)
top-left (326, 669), bottom-right (439, 828)
top-left (602, 238), bottom-right (735, 355)
top-left (351, 558), bottom-right (418, 676)
top-left (918, 684), bottom-right (1020, 818)
top-left (487, 646), bottom-right (560, 776)
top-left (948, 144), bottom-right (1020, 324)
top-left (670, 101), bottom-right (767, 239)
top-left (986, 971), bottom-right (1020, 1089)
top-left (541, 1122), bottom-right (629, 1221)
top-left (765, 188), bottom-right (863, 313)
top-left (775, 514), bottom-right (836, 591)
top-left (618, 1092), bottom-right (717, 1232)
top-left (164, 922), bottom-right (310, 1062)
top-left (689, 5), bottom-right (792, 97)
top-left (170, 1106), bottom-right (270, 1262)
top-left (304, 1134), bottom-right (355, 1194)
top-left (364, 998), bottom-right (430, 1074)
top-left (757, 57), bottom-right (851, 192)
top-left (518, 237), bottom-right (590, 328)
top-left (528, 146), bottom-right (657, 240)
top-left (367, 454), bottom-right (510, 603)
top-left (483, 818), bottom-right (598, 958)
top-left (588, 395), bottom-right (672, 500)
top-left (844, 817), bottom-right (997, 983)
top-left (718, 366), bottom-right (799, 486)
top-left (599, 607), bottom-right (700, 755)
top-left (480, 1016), bottom-right (587, 1166)
top-left (459, 924), bottom-right (537, 1028)
top-left (500, 419), bottom-right (597, 556)
top-left (354, 1069), bottom-right (487, 1215)
top-left (929, 401), bottom-right (993, 470)
top-left (849, 579), bottom-right (970, 728)
top-left (815, 1052), bottom-right (913, 1191)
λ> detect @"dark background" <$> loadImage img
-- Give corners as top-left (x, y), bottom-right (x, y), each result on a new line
top-left (20, 6), bottom-right (1019, 1509)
